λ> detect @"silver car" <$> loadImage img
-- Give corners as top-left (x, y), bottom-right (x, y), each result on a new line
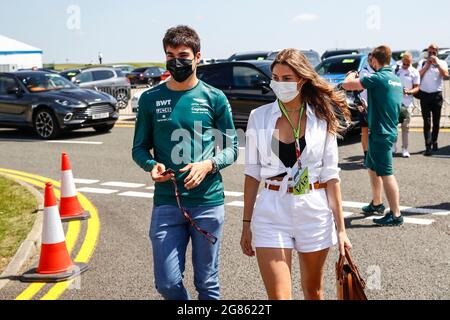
top-left (74, 67), bottom-right (131, 109)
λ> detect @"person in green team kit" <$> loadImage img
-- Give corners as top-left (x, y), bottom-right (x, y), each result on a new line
top-left (132, 25), bottom-right (238, 300)
top-left (343, 45), bottom-right (404, 226)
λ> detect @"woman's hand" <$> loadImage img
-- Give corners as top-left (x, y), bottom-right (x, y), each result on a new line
top-left (240, 224), bottom-right (255, 257)
top-left (337, 231), bottom-right (352, 256)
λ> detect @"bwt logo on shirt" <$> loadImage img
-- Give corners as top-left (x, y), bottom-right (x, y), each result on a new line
top-left (388, 80), bottom-right (402, 88)
top-left (156, 99), bottom-right (171, 107)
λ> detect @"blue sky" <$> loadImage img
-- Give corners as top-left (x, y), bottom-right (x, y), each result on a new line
top-left (1, 0), bottom-right (449, 63)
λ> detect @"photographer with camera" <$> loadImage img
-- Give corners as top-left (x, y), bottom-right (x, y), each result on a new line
top-left (343, 45), bottom-right (404, 227)
top-left (418, 44), bottom-right (449, 156)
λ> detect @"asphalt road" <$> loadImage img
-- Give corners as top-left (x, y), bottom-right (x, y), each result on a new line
top-left (0, 124), bottom-right (449, 300)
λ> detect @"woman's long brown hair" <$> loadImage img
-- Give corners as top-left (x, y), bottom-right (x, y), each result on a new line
top-left (271, 48), bottom-right (351, 135)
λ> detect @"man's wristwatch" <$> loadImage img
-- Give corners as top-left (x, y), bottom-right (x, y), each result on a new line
top-left (210, 159), bottom-right (218, 174)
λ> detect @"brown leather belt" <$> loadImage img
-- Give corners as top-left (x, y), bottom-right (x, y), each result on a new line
top-left (264, 182), bottom-right (327, 193)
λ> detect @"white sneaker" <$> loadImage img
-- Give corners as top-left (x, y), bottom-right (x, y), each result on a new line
top-left (402, 149), bottom-right (410, 158)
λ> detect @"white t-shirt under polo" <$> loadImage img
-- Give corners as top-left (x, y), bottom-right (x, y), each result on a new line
top-left (418, 59), bottom-right (448, 93)
top-left (396, 66), bottom-right (420, 108)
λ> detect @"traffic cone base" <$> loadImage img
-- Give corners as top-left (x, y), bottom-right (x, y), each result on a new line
top-left (21, 262), bottom-right (88, 283)
top-left (61, 210), bottom-right (90, 222)
top-left (59, 153), bottom-right (91, 222)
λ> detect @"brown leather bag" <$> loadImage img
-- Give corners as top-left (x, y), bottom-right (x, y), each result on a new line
top-left (336, 248), bottom-right (368, 300)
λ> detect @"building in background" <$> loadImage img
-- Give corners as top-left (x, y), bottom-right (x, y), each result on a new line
top-left (0, 34), bottom-right (43, 72)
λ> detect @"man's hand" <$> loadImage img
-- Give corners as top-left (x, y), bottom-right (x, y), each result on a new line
top-left (180, 160), bottom-right (213, 190)
top-left (150, 163), bottom-right (173, 183)
top-left (429, 56), bottom-right (439, 65)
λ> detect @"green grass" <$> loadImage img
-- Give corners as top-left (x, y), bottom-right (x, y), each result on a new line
top-left (44, 62), bottom-right (165, 71)
top-left (0, 176), bottom-right (38, 273)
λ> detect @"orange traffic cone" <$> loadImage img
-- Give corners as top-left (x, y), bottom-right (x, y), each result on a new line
top-left (59, 152), bottom-right (90, 222)
top-left (21, 183), bottom-right (88, 282)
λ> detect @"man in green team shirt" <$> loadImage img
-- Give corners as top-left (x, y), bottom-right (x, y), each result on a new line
top-left (343, 45), bottom-right (404, 227)
top-left (132, 25), bottom-right (238, 300)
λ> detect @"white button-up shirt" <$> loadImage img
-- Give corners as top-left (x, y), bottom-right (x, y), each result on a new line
top-left (245, 100), bottom-right (341, 188)
top-left (418, 59), bottom-right (448, 93)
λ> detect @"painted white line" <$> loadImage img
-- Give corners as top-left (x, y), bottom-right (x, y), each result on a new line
top-left (46, 140), bottom-right (103, 145)
top-left (226, 201), bottom-right (245, 207)
top-left (73, 179), bottom-right (99, 185)
top-left (224, 191), bottom-right (244, 197)
top-left (77, 187), bottom-right (118, 194)
top-left (343, 212), bottom-right (354, 218)
top-left (101, 182), bottom-right (146, 188)
top-left (366, 216), bottom-right (435, 225)
top-left (118, 191), bottom-right (154, 198)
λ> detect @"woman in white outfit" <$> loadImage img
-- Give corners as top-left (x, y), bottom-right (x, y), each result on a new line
top-left (240, 49), bottom-right (352, 300)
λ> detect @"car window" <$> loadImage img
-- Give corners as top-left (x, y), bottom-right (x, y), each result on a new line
top-left (114, 69), bottom-right (124, 77)
top-left (316, 57), bottom-right (362, 75)
top-left (0, 76), bottom-right (18, 95)
top-left (133, 67), bottom-right (148, 73)
top-left (92, 70), bottom-right (115, 81)
top-left (233, 66), bottom-right (268, 88)
top-left (197, 65), bottom-right (232, 89)
top-left (76, 71), bottom-right (93, 83)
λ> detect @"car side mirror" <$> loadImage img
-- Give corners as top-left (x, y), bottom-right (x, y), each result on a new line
top-left (253, 79), bottom-right (271, 94)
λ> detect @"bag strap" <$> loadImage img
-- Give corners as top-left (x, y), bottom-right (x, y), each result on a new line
top-left (344, 248), bottom-right (366, 288)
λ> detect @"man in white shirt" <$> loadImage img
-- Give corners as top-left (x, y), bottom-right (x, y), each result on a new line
top-left (395, 52), bottom-right (420, 158)
top-left (417, 44), bottom-right (449, 156)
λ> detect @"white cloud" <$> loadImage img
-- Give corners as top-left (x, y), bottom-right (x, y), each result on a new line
top-left (292, 13), bottom-right (320, 23)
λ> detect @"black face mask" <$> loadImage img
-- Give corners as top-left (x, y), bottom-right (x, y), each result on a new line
top-left (166, 58), bottom-right (194, 83)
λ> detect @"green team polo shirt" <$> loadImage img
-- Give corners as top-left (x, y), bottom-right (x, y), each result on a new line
top-left (132, 80), bottom-right (239, 208)
top-left (360, 66), bottom-right (404, 136)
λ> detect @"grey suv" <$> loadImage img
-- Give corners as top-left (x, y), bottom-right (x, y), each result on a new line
top-left (74, 67), bottom-right (131, 109)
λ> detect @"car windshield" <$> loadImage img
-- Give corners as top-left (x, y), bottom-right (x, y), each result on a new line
top-left (316, 57), bottom-right (362, 75)
top-left (133, 67), bottom-right (148, 73)
top-left (303, 52), bottom-right (321, 66)
top-left (258, 64), bottom-right (272, 78)
top-left (17, 73), bottom-right (77, 92)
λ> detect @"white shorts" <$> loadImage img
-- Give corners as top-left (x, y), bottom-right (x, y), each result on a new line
top-left (251, 187), bottom-right (337, 253)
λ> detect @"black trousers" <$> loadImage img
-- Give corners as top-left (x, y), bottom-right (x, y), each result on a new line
top-left (420, 91), bottom-right (443, 146)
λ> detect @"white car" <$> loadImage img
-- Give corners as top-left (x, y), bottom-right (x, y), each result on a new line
top-left (131, 77), bottom-right (171, 113)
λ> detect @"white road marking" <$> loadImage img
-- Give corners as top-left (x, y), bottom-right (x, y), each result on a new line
top-left (226, 201), bottom-right (245, 207)
top-left (343, 212), bottom-right (354, 218)
top-left (46, 140), bottom-right (103, 145)
top-left (224, 191), bottom-right (244, 197)
top-left (77, 187), bottom-right (118, 194)
top-left (73, 179), bottom-right (99, 185)
top-left (101, 182), bottom-right (146, 188)
top-left (366, 216), bottom-right (435, 225)
top-left (118, 191), bottom-right (154, 198)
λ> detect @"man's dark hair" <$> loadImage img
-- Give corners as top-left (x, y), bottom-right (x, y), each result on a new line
top-left (371, 45), bottom-right (391, 66)
top-left (163, 25), bottom-right (201, 55)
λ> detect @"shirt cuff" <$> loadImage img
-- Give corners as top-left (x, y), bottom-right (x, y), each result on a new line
top-left (144, 159), bottom-right (157, 172)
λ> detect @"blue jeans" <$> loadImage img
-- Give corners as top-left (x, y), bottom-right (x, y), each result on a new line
top-left (149, 205), bottom-right (224, 300)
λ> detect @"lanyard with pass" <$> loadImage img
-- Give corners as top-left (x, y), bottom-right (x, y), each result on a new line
top-left (278, 100), bottom-right (309, 195)
top-left (278, 100), bottom-right (305, 165)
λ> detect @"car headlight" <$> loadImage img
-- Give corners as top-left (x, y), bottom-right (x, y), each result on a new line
top-left (55, 99), bottom-right (84, 107)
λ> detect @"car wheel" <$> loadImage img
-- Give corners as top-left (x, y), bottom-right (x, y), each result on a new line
top-left (93, 124), bottom-right (115, 133)
top-left (148, 78), bottom-right (155, 87)
top-left (115, 91), bottom-right (129, 109)
top-left (34, 109), bottom-right (61, 139)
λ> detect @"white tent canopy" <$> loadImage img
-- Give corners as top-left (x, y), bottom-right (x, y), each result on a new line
top-left (0, 34), bottom-right (43, 71)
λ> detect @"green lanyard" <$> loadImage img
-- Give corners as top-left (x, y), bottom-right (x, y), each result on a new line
top-left (278, 100), bottom-right (305, 160)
